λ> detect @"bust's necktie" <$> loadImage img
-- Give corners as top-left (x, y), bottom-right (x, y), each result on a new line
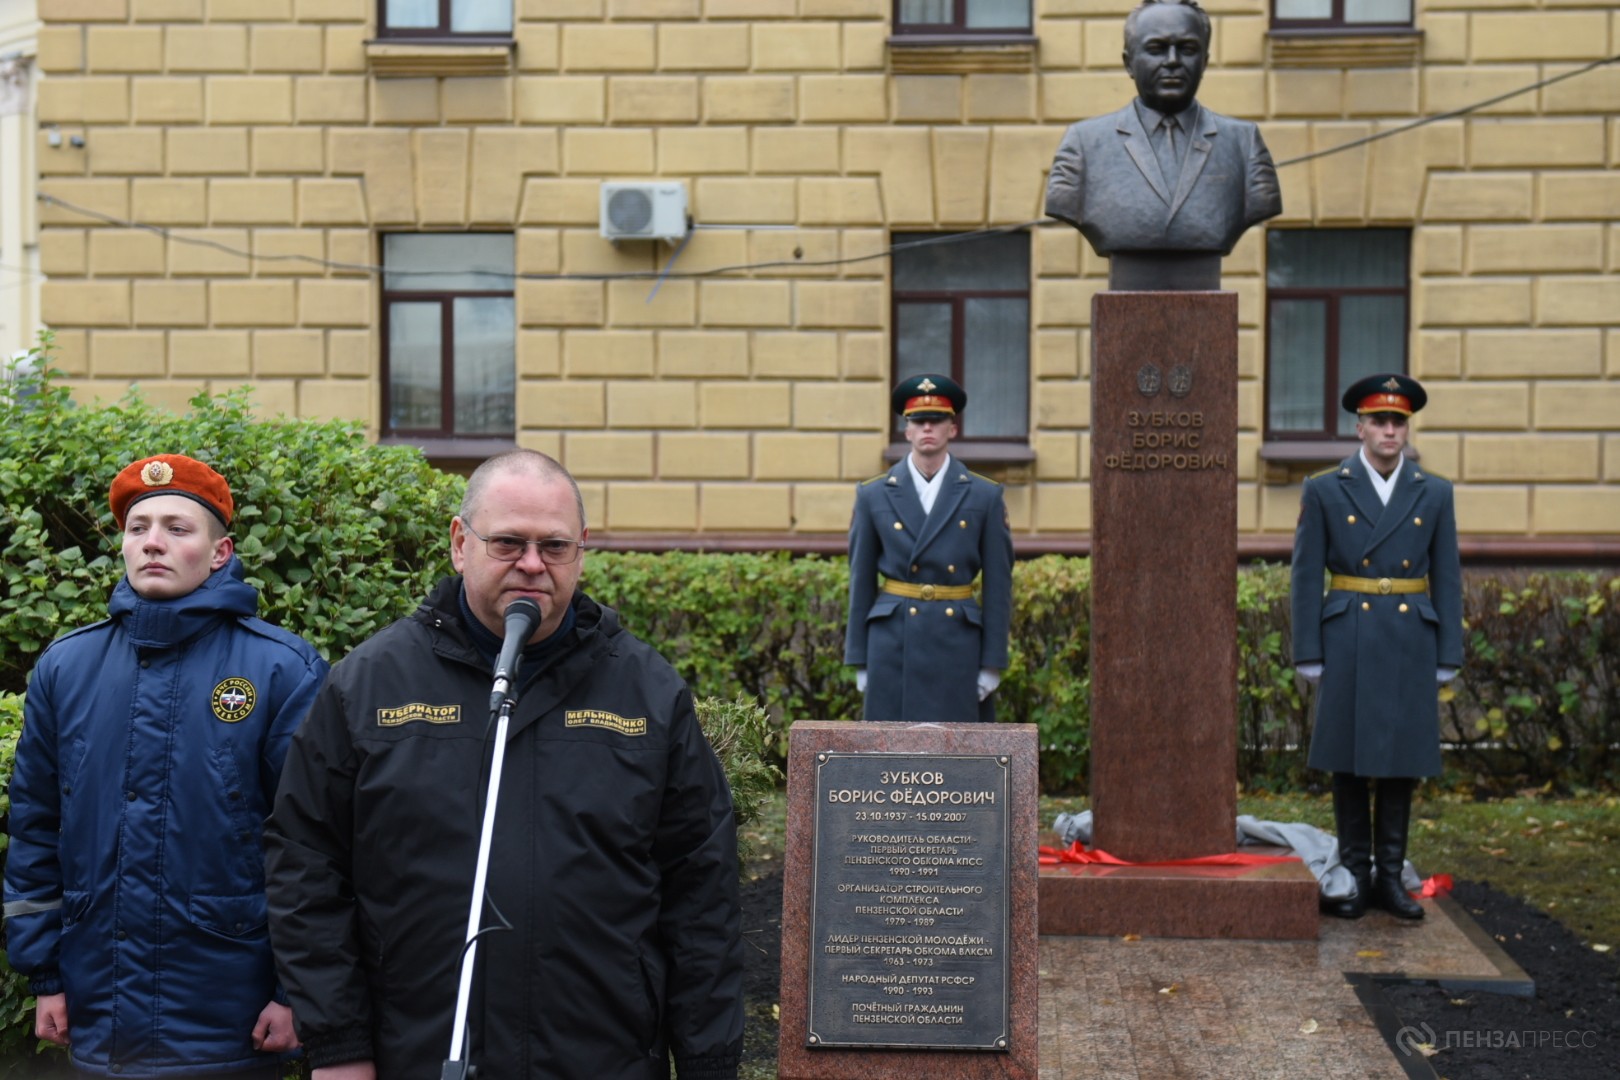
top-left (1160, 114), bottom-right (1183, 190)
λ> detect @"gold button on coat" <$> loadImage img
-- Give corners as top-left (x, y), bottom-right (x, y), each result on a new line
top-left (948, 564), bottom-right (956, 573)
top-left (945, 607), bottom-right (954, 617)
top-left (1362, 558), bottom-right (1371, 567)
top-left (893, 522), bottom-right (903, 530)
top-left (1347, 515), bottom-right (1357, 524)
top-left (911, 564), bottom-right (918, 573)
top-left (1414, 517), bottom-right (1422, 526)
top-left (1403, 559), bottom-right (1411, 568)
top-left (1361, 602), bottom-right (1370, 611)
top-left (909, 606), bottom-right (917, 616)
top-left (1399, 603), bottom-right (1409, 613)
top-left (959, 520), bottom-right (967, 528)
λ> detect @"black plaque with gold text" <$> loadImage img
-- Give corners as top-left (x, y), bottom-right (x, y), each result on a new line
top-left (805, 752), bottom-right (1010, 1050)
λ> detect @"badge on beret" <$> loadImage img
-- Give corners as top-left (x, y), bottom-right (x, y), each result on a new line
top-left (141, 460), bottom-right (175, 487)
top-left (211, 677), bottom-right (257, 723)
top-left (1382, 377), bottom-right (1402, 391)
top-left (917, 377), bottom-right (937, 393)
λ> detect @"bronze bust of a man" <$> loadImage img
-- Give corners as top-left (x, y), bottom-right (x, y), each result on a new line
top-left (1044, 0), bottom-right (1282, 289)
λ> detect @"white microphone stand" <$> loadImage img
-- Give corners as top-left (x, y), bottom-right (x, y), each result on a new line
top-left (440, 679), bottom-right (522, 1079)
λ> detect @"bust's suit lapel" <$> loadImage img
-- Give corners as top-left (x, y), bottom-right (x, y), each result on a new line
top-left (1116, 106), bottom-right (1171, 205)
top-left (1167, 103), bottom-right (1214, 221)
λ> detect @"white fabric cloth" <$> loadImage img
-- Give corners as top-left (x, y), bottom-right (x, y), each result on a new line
top-left (1297, 662), bottom-right (1323, 684)
top-left (907, 453), bottom-right (951, 516)
top-left (855, 668), bottom-right (867, 694)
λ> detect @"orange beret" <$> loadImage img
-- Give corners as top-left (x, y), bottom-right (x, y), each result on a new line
top-left (110, 455), bottom-right (234, 529)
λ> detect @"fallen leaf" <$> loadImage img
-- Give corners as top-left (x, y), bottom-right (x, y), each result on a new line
top-left (1449, 998), bottom-right (1470, 1006)
top-left (1415, 1042), bottom-right (1439, 1058)
top-left (772, 1004), bottom-right (780, 1020)
top-left (1527, 816), bottom-right (1542, 826)
top-left (1298, 1018), bottom-right (1319, 1034)
top-left (1356, 949), bottom-right (1385, 959)
top-left (1594, 944), bottom-right (1612, 953)
top-left (1480, 846), bottom-right (1509, 857)
top-left (1122, 933), bottom-right (1141, 942)
top-left (1157, 984), bottom-right (1179, 995)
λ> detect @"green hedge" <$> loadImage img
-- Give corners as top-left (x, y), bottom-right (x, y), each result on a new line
top-left (0, 351), bottom-right (463, 694)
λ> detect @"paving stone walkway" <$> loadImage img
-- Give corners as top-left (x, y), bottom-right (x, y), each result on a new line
top-left (1036, 895), bottom-right (1527, 1079)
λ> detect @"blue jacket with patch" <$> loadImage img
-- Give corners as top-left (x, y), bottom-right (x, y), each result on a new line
top-left (4, 558), bottom-right (328, 1076)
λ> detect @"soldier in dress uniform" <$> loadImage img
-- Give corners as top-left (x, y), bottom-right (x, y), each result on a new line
top-left (844, 374), bottom-right (1015, 723)
top-left (1291, 373), bottom-right (1463, 920)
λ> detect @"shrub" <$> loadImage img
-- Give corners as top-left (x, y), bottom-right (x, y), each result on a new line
top-left (1442, 571), bottom-right (1620, 791)
top-left (693, 695), bottom-right (784, 866)
top-left (0, 343), bottom-right (463, 693)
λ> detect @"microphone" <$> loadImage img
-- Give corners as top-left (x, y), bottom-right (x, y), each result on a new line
top-left (489, 598), bottom-right (541, 711)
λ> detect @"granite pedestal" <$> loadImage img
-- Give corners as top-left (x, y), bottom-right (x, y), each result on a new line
top-left (777, 722), bottom-right (1039, 1080)
top-left (1039, 289), bottom-right (1317, 940)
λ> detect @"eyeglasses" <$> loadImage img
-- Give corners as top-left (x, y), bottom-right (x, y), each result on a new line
top-left (463, 523), bottom-right (585, 566)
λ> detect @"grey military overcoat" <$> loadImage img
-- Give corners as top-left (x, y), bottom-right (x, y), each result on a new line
top-left (845, 459), bottom-right (1014, 723)
top-left (1291, 454), bottom-right (1464, 778)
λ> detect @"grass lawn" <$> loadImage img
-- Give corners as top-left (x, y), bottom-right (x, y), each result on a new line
top-left (738, 785), bottom-right (1620, 1079)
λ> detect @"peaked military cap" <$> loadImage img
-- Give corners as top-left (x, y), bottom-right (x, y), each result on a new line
top-left (892, 373), bottom-right (966, 421)
top-left (1342, 372), bottom-right (1426, 417)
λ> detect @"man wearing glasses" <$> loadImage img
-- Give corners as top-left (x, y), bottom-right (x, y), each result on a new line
top-left (265, 450), bottom-right (744, 1080)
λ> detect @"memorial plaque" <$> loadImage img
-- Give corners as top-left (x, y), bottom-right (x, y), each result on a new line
top-left (806, 752), bottom-right (1010, 1051)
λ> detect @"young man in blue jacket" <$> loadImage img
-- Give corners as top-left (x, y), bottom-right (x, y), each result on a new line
top-left (4, 454), bottom-right (329, 1077)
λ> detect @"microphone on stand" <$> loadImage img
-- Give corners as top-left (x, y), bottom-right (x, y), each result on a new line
top-left (489, 598), bottom-right (541, 713)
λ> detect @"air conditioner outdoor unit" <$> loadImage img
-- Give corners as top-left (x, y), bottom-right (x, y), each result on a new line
top-left (600, 181), bottom-right (689, 242)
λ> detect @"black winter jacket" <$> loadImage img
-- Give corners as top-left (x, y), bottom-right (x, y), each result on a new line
top-left (264, 579), bottom-right (744, 1079)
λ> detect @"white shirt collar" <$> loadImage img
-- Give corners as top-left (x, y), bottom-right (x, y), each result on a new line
top-left (1360, 448), bottom-right (1399, 506)
top-left (907, 453), bottom-right (952, 516)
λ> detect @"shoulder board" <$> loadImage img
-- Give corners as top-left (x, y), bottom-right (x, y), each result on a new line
top-left (1414, 467), bottom-right (1449, 482)
top-left (967, 470), bottom-right (1002, 486)
top-left (860, 474), bottom-right (888, 487)
top-left (1307, 465), bottom-right (1337, 480)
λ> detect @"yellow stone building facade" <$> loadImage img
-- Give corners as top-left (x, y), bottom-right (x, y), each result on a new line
top-left (28, 0), bottom-right (1620, 550)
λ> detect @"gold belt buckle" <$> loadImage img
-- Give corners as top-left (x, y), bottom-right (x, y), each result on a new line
top-left (1377, 577), bottom-right (1392, 595)
top-left (920, 584), bottom-right (937, 601)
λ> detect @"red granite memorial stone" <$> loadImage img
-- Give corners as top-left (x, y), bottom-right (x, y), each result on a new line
top-left (1036, 290), bottom-right (1318, 939)
top-left (778, 721), bottom-right (1039, 1080)
top-left (1090, 290), bottom-right (1239, 862)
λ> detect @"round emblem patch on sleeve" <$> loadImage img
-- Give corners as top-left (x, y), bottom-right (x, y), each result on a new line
top-left (211, 677), bottom-right (257, 723)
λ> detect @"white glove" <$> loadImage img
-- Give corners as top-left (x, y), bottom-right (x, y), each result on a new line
top-left (976, 669), bottom-right (1001, 702)
top-left (855, 668), bottom-right (867, 694)
top-left (1437, 667), bottom-right (1458, 684)
top-left (1296, 662), bottom-right (1323, 685)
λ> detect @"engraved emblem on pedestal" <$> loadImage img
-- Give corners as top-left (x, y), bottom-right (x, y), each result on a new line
top-left (1136, 364), bottom-right (1162, 397)
top-left (1168, 365), bottom-right (1193, 398)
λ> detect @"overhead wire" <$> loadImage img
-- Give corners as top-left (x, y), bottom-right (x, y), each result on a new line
top-left (26, 51), bottom-right (1620, 284)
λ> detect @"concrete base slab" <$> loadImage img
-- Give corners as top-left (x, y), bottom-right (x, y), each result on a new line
top-left (1036, 892), bottom-right (1529, 1079)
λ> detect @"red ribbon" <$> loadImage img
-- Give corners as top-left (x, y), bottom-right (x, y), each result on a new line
top-left (1038, 841), bottom-right (1302, 869)
top-left (1417, 873), bottom-right (1453, 898)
